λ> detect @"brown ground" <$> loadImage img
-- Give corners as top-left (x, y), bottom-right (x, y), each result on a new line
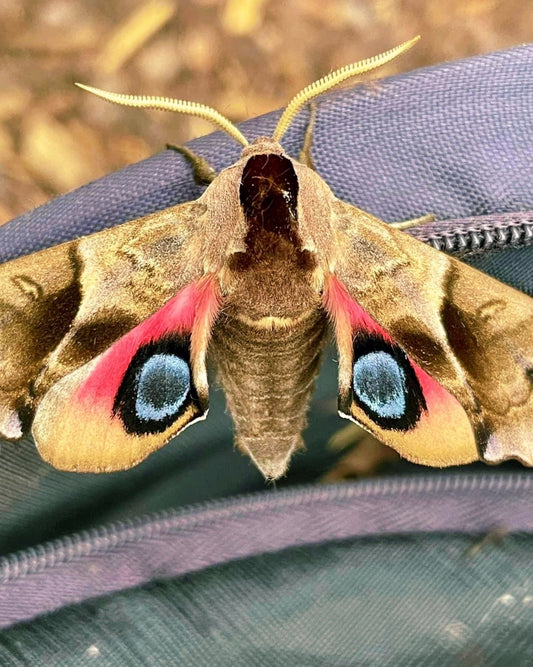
top-left (0, 0), bottom-right (531, 224)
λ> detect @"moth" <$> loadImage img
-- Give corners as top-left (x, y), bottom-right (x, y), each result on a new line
top-left (1, 38), bottom-right (532, 479)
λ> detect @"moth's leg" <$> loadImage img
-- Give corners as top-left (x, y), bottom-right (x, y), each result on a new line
top-left (166, 144), bottom-right (218, 185)
top-left (464, 527), bottom-right (508, 559)
top-left (298, 101), bottom-right (318, 170)
top-left (322, 424), bottom-right (399, 482)
top-left (389, 214), bottom-right (436, 230)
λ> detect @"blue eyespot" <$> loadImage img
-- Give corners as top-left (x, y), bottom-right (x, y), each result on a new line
top-left (347, 336), bottom-right (427, 431)
top-left (114, 336), bottom-right (204, 436)
top-left (135, 353), bottom-right (190, 422)
top-left (352, 351), bottom-right (407, 419)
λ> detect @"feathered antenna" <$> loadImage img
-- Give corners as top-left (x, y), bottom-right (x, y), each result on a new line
top-left (74, 83), bottom-right (250, 147)
top-left (272, 36), bottom-right (420, 142)
top-left (76, 38), bottom-right (419, 150)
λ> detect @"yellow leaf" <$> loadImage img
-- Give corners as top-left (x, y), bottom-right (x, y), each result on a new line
top-left (96, 0), bottom-right (176, 74)
top-left (20, 113), bottom-right (103, 192)
top-left (222, 0), bottom-right (267, 35)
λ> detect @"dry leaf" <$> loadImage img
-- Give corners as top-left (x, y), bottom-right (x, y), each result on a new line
top-left (96, 0), bottom-right (176, 75)
top-left (20, 112), bottom-right (104, 192)
top-left (8, 25), bottom-right (99, 53)
top-left (222, 0), bottom-right (267, 35)
top-left (0, 90), bottom-right (32, 121)
top-left (323, 424), bottom-right (399, 481)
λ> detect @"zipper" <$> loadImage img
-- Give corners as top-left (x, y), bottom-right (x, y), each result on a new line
top-left (409, 211), bottom-right (533, 257)
top-left (1, 471), bottom-right (532, 581)
top-left (1, 471), bottom-right (533, 629)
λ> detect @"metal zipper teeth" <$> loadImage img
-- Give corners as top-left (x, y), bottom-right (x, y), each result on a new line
top-left (1, 471), bottom-right (532, 580)
top-left (417, 218), bottom-right (533, 257)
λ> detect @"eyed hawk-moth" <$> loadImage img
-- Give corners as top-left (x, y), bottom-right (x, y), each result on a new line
top-left (0, 37), bottom-right (532, 480)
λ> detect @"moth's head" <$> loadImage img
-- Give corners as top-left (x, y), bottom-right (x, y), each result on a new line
top-left (75, 36), bottom-right (419, 157)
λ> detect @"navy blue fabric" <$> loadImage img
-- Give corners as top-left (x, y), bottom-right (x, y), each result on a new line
top-left (469, 244), bottom-right (533, 294)
top-left (1, 44), bottom-right (532, 262)
top-left (0, 46), bottom-right (532, 659)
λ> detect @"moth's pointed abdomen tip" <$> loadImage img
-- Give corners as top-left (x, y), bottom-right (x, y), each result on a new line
top-left (244, 440), bottom-right (302, 481)
top-left (258, 459), bottom-right (289, 482)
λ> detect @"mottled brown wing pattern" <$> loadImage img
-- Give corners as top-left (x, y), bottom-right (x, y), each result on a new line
top-left (0, 201), bottom-right (220, 470)
top-left (328, 199), bottom-right (533, 466)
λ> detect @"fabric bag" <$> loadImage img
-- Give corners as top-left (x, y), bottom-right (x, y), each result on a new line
top-left (0, 45), bottom-right (532, 665)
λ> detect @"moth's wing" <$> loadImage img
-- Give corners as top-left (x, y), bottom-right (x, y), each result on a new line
top-left (0, 241), bottom-right (80, 440)
top-left (325, 200), bottom-right (533, 466)
top-left (0, 200), bottom-right (221, 471)
top-left (32, 276), bottom-right (220, 472)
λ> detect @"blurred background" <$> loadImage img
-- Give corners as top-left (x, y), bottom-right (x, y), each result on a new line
top-left (0, 0), bottom-right (531, 224)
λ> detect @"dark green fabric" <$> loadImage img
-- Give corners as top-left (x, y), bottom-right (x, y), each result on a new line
top-left (2, 533), bottom-right (532, 666)
top-left (467, 244), bottom-right (533, 296)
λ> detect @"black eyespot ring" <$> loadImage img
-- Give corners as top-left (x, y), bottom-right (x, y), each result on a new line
top-left (350, 335), bottom-right (426, 431)
top-left (114, 337), bottom-right (201, 435)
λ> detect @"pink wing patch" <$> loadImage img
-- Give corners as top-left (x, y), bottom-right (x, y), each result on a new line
top-left (76, 278), bottom-right (218, 412)
top-left (32, 277), bottom-right (221, 472)
top-left (324, 275), bottom-right (478, 466)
